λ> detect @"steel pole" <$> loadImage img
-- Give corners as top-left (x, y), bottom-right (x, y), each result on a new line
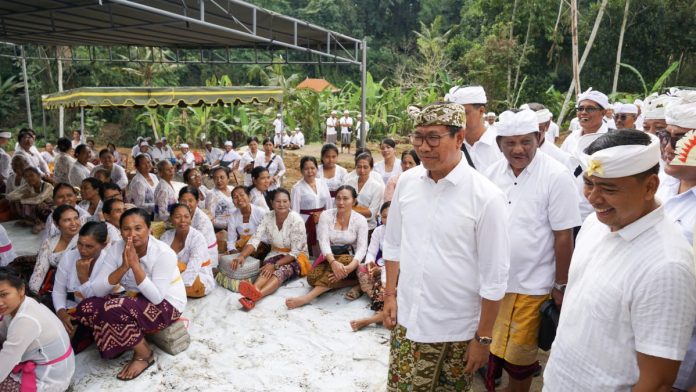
top-left (20, 46), bottom-right (32, 129)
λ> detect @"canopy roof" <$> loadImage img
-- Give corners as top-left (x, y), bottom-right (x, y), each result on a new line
top-left (0, 0), bottom-right (361, 64)
top-left (296, 78), bottom-right (339, 93)
top-left (41, 86), bottom-right (283, 109)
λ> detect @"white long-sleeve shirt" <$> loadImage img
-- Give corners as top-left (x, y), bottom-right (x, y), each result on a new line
top-left (52, 248), bottom-right (111, 311)
top-left (91, 236), bottom-right (187, 313)
top-left (160, 227), bottom-right (215, 295)
top-left (343, 175), bottom-right (385, 230)
top-left (383, 154), bottom-right (510, 343)
top-left (90, 164), bottom-right (128, 189)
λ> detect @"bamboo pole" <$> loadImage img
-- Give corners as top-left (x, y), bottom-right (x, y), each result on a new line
top-left (611, 0), bottom-right (631, 94)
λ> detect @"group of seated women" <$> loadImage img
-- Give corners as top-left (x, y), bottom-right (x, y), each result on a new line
top-left (0, 139), bottom-right (416, 390)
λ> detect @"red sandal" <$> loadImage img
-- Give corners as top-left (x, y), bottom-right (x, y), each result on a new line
top-left (239, 280), bottom-right (262, 302)
top-left (239, 297), bottom-right (255, 310)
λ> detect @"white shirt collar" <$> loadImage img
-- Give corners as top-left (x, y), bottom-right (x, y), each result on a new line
top-left (615, 206), bottom-right (664, 242)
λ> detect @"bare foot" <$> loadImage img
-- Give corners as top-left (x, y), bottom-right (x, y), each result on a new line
top-left (117, 350), bottom-right (154, 380)
top-left (285, 296), bottom-right (311, 309)
top-left (350, 318), bottom-right (371, 331)
top-left (344, 285), bottom-right (362, 301)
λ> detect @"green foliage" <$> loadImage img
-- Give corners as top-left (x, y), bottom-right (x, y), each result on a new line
top-left (0, 75), bottom-right (22, 125)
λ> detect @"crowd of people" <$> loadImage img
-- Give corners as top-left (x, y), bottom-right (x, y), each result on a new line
top-left (0, 84), bottom-right (695, 392)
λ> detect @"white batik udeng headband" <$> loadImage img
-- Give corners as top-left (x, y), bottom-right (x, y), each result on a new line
top-left (578, 140), bottom-right (660, 178)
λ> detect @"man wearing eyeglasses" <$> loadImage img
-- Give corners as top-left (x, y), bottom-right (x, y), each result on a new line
top-left (655, 94), bottom-right (696, 391)
top-left (445, 85), bottom-right (503, 170)
top-left (614, 103), bottom-right (639, 130)
top-left (383, 102), bottom-right (509, 391)
top-left (483, 109), bottom-right (580, 392)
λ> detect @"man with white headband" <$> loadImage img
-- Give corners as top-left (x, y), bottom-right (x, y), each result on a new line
top-left (561, 88), bottom-right (610, 157)
top-left (604, 104), bottom-right (617, 129)
top-left (484, 109), bottom-right (580, 392)
top-left (288, 128), bottom-right (305, 150)
top-left (384, 102), bottom-right (509, 391)
top-left (485, 112), bottom-right (496, 128)
top-left (219, 140), bottom-right (241, 171)
top-left (203, 140), bottom-right (224, 170)
top-left (643, 93), bottom-right (678, 134)
top-left (272, 113), bottom-right (284, 147)
top-left (160, 137), bottom-right (176, 162)
top-left (634, 98), bottom-right (645, 130)
top-left (614, 103), bottom-right (639, 129)
top-left (178, 143), bottom-right (195, 174)
top-left (544, 130), bottom-right (696, 391)
top-left (131, 136), bottom-right (143, 158)
top-left (445, 85), bottom-right (503, 170)
top-left (325, 110), bottom-right (338, 144)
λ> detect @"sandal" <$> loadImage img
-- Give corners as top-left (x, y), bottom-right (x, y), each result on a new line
top-left (239, 281), bottom-right (262, 302)
top-left (239, 297), bottom-right (255, 310)
top-left (344, 285), bottom-right (363, 301)
top-left (116, 350), bottom-right (155, 381)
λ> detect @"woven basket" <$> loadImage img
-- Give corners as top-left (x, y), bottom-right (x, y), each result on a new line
top-left (218, 255), bottom-right (260, 280)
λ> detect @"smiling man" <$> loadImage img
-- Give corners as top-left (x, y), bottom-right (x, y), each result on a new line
top-left (613, 103), bottom-right (639, 129)
top-left (483, 110), bottom-right (580, 392)
top-left (543, 130), bottom-right (696, 391)
top-left (383, 102), bottom-right (509, 391)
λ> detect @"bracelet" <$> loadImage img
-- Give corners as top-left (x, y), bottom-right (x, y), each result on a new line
top-left (384, 289), bottom-right (397, 297)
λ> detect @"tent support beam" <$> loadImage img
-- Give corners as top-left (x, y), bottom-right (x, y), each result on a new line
top-left (20, 45), bottom-right (32, 129)
top-left (359, 39), bottom-right (367, 149)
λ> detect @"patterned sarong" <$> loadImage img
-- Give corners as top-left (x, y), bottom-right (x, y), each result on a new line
top-left (388, 324), bottom-right (473, 392)
top-left (307, 254), bottom-right (355, 288)
top-left (74, 294), bottom-right (181, 359)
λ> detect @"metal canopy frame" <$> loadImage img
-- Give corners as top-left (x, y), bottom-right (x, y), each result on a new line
top-left (0, 0), bottom-right (368, 146)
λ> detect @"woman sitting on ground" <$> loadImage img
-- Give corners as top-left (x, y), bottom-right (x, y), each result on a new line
top-left (42, 183), bottom-right (91, 242)
top-left (26, 205), bottom-right (81, 297)
top-left (317, 143), bottom-right (348, 198)
top-left (78, 177), bottom-right (103, 221)
top-left (160, 204), bottom-right (215, 298)
top-left (73, 208), bottom-right (186, 381)
top-left (53, 137), bottom-right (75, 185)
top-left (183, 167), bottom-right (209, 205)
top-left (178, 187), bottom-right (218, 269)
top-left (90, 148), bottom-right (128, 189)
top-left (102, 198), bottom-right (125, 244)
top-left (249, 166), bottom-right (271, 212)
top-left (127, 154), bottom-right (159, 215)
top-left (291, 156), bottom-right (333, 256)
top-left (0, 267), bottom-right (75, 392)
top-left (261, 137), bottom-right (286, 191)
top-left (343, 153), bottom-right (385, 234)
top-left (205, 166), bottom-right (235, 230)
top-left (384, 150), bottom-right (420, 202)
top-left (286, 185), bottom-right (368, 309)
top-left (6, 167), bottom-right (54, 234)
top-left (225, 186), bottom-right (267, 255)
top-left (52, 221), bottom-right (111, 353)
top-left (230, 189), bottom-right (309, 310)
top-left (68, 144), bottom-right (94, 188)
top-left (350, 201), bottom-right (390, 331)
top-left (153, 160), bottom-right (177, 221)
top-left (373, 138), bottom-right (402, 185)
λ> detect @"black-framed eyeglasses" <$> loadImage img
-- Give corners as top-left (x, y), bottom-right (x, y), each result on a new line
top-left (656, 130), bottom-right (688, 150)
top-left (614, 114), bottom-right (635, 121)
top-left (410, 132), bottom-right (452, 147)
top-left (576, 106), bottom-right (602, 113)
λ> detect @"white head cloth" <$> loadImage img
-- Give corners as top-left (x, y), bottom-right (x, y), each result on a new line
top-left (486, 112), bottom-right (496, 118)
top-left (535, 109), bottom-right (553, 123)
top-left (444, 85), bottom-right (487, 105)
top-left (331, 110), bottom-right (337, 115)
top-left (643, 94), bottom-right (678, 120)
top-left (0, 131), bottom-right (10, 139)
top-left (294, 127), bottom-right (300, 132)
top-left (496, 109), bottom-right (539, 137)
top-left (519, 103), bottom-right (530, 110)
top-left (224, 141), bottom-right (233, 146)
top-left (139, 141), bottom-right (149, 147)
top-left (617, 103), bottom-right (638, 114)
top-left (180, 143), bottom-right (189, 149)
top-left (577, 137), bottom-right (660, 178)
top-left (671, 130), bottom-right (696, 166)
top-left (665, 91), bottom-right (696, 129)
top-left (634, 99), bottom-right (644, 108)
top-left (577, 88), bottom-right (609, 109)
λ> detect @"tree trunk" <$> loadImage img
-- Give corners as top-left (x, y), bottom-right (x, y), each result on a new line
top-left (558, 0), bottom-right (610, 125)
top-left (57, 52), bottom-right (64, 138)
top-left (611, 0), bottom-right (631, 94)
top-left (571, 0), bottom-right (581, 95)
top-left (547, 0), bottom-right (565, 64)
top-left (513, 14), bottom-right (533, 98)
top-left (507, 0), bottom-right (519, 104)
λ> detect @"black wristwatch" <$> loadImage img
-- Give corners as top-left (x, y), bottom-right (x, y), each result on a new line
top-left (475, 332), bottom-right (492, 345)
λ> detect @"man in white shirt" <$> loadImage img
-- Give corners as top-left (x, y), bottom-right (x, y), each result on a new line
top-left (355, 114), bottom-right (370, 146)
top-left (14, 128), bottom-right (50, 179)
top-left (383, 102), bottom-right (509, 391)
top-left (131, 136), bottom-right (143, 158)
top-left (614, 103), bottom-right (639, 130)
top-left (485, 112), bottom-right (496, 128)
top-left (445, 85), bottom-right (503, 170)
top-left (527, 104), bottom-right (574, 171)
top-left (288, 128), bottom-right (305, 150)
top-left (634, 98), bottom-right (645, 130)
top-left (160, 137), bottom-right (176, 161)
top-left (543, 130), bottom-right (696, 391)
top-left (339, 110), bottom-right (353, 154)
top-left (178, 143), bottom-right (195, 174)
top-left (325, 111), bottom-right (338, 145)
top-left (546, 120), bottom-right (560, 144)
top-left (272, 113), bottom-right (284, 147)
top-left (562, 88), bottom-right (611, 222)
top-left (203, 141), bottom-right (223, 172)
top-left (149, 139), bottom-right (165, 163)
top-left (604, 104), bottom-right (617, 129)
top-left (642, 93), bottom-right (677, 135)
top-left (484, 110), bottom-right (580, 392)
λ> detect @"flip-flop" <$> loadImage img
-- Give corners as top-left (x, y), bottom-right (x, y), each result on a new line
top-left (239, 281), bottom-right (262, 302)
top-left (239, 297), bottom-right (255, 310)
top-left (116, 351), bottom-right (155, 381)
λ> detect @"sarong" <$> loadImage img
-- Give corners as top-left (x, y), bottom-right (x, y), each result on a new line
top-left (326, 133), bottom-right (337, 144)
top-left (357, 265), bottom-right (384, 311)
top-left (300, 207), bottom-right (325, 256)
top-left (0, 378), bottom-right (19, 392)
top-left (74, 294), bottom-right (181, 359)
top-left (341, 132), bottom-right (351, 146)
top-left (262, 254), bottom-right (300, 284)
top-left (388, 324), bottom-right (473, 392)
top-left (307, 254), bottom-right (355, 288)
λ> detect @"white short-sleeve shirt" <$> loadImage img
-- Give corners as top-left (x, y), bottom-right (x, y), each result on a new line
top-left (543, 207), bottom-right (696, 391)
top-left (461, 126), bottom-right (503, 171)
top-left (485, 151), bottom-right (581, 294)
top-left (383, 155), bottom-right (510, 343)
